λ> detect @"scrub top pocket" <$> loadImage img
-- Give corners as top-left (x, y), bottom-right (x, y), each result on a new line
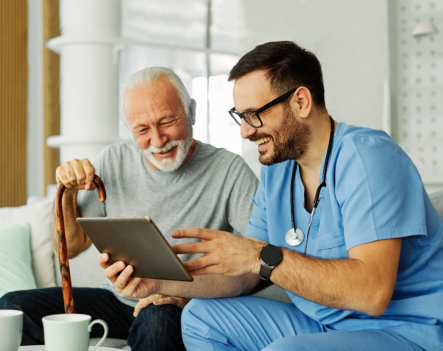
top-left (313, 233), bottom-right (347, 259)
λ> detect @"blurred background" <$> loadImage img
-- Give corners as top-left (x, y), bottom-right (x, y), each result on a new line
top-left (1, 0), bottom-right (442, 206)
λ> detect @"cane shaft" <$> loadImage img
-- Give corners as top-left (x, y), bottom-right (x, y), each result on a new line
top-left (56, 175), bottom-right (106, 314)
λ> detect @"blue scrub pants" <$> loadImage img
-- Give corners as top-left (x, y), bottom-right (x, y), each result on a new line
top-left (181, 296), bottom-right (423, 351)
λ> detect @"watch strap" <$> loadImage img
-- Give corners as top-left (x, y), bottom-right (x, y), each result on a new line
top-left (259, 264), bottom-right (273, 281)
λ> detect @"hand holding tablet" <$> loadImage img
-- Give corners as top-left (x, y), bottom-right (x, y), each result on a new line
top-left (76, 217), bottom-right (193, 281)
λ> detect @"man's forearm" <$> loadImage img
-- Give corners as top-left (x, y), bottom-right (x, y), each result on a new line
top-left (52, 188), bottom-right (91, 258)
top-left (270, 239), bottom-right (401, 316)
top-left (272, 251), bottom-right (366, 310)
top-left (157, 274), bottom-right (259, 299)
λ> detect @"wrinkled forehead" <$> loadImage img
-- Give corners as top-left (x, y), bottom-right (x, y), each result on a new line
top-left (124, 77), bottom-right (185, 117)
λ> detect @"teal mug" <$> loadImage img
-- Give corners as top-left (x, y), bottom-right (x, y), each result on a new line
top-left (43, 313), bottom-right (108, 351)
top-left (0, 310), bottom-right (23, 351)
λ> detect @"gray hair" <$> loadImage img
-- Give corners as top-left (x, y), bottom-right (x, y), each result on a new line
top-left (122, 66), bottom-right (192, 122)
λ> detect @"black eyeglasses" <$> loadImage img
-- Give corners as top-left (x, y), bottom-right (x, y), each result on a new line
top-left (228, 88), bottom-right (297, 128)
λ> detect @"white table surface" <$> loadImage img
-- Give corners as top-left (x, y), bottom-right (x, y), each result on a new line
top-left (19, 347), bottom-right (123, 351)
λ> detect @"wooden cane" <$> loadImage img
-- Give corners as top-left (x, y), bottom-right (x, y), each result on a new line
top-left (56, 175), bottom-right (106, 313)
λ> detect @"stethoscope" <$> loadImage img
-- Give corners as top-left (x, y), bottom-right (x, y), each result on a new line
top-left (285, 116), bottom-right (335, 254)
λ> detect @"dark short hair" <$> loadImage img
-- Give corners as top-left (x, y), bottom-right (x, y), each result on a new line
top-left (229, 41), bottom-right (326, 108)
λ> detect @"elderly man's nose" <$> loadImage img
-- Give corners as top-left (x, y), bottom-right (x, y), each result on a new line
top-left (150, 128), bottom-right (167, 148)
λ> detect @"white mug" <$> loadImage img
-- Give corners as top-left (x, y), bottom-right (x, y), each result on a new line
top-left (42, 313), bottom-right (108, 351)
top-left (0, 309), bottom-right (23, 351)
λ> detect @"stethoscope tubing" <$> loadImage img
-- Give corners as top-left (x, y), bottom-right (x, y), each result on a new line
top-left (289, 116), bottom-right (335, 254)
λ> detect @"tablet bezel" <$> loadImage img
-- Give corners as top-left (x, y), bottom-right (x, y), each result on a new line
top-left (76, 217), bottom-right (193, 281)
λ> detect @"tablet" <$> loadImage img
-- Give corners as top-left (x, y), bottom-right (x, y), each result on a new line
top-left (76, 217), bottom-right (193, 281)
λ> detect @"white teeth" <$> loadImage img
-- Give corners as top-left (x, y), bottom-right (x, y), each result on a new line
top-left (154, 145), bottom-right (175, 154)
top-left (255, 137), bottom-right (272, 145)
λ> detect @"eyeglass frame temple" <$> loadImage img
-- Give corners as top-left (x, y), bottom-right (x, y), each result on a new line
top-left (228, 87), bottom-right (297, 128)
top-left (254, 88), bottom-right (297, 115)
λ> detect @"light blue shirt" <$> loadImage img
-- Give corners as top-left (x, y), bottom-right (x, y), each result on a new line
top-left (245, 122), bottom-right (443, 350)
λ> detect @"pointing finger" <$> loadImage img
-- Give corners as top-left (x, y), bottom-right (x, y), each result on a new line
top-left (172, 228), bottom-right (218, 240)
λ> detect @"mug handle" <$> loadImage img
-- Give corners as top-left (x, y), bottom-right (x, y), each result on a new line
top-left (88, 319), bottom-right (109, 350)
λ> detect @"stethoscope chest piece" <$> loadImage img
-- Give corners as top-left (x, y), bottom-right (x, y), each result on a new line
top-left (285, 227), bottom-right (304, 246)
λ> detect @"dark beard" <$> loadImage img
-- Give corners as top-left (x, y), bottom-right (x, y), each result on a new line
top-left (258, 106), bottom-right (311, 165)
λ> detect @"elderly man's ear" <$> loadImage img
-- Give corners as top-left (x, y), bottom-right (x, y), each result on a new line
top-left (188, 99), bottom-right (196, 125)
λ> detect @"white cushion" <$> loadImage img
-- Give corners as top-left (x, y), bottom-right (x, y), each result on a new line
top-left (0, 197), bottom-right (56, 288)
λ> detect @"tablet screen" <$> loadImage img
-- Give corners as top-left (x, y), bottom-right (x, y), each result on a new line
top-left (76, 217), bottom-right (193, 281)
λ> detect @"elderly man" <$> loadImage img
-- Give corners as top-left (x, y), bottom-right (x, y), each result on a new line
top-left (0, 67), bottom-right (258, 351)
top-left (103, 42), bottom-right (443, 351)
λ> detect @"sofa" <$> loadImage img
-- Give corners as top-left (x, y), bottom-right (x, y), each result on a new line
top-left (1, 188), bottom-right (443, 349)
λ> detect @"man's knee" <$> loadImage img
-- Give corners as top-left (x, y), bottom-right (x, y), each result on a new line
top-left (181, 298), bottom-right (207, 327)
top-left (0, 291), bottom-right (27, 310)
top-left (129, 303), bottom-right (185, 351)
top-left (136, 303), bottom-right (182, 327)
top-left (182, 299), bottom-right (240, 349)
top-left (181, 298), bottom-right (221, 335)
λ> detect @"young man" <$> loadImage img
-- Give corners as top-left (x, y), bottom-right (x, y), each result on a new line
top-left (0, 67), bottom-right (258, 351)
top-left (103, 42), bottom-right (443, 350)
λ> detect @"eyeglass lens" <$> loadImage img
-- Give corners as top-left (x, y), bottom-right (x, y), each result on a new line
top-left (229, 88), bottom-right (297, 128)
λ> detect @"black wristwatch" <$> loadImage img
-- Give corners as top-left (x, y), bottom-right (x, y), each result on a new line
top-left (259, 244), bottom-right (283, 281)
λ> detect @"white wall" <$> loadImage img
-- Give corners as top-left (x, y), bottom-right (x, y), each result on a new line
top-left (238, 0), bottom-right (390, 176)
top-left (388, 0), bottom-right (443, 190)
top-left (26, 0), bottom-right (401, 195)
top-left (236, 0), bottom-right (390, 130)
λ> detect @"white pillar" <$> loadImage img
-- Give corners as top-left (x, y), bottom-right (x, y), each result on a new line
top-left (46, 0), bottom-right (122, 163)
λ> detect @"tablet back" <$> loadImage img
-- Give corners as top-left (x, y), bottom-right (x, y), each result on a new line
top-left (76, 217), bottom-right (192, 281)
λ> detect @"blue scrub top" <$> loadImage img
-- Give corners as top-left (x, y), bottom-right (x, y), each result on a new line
top-left (245, 122), bottom-right (443, 350)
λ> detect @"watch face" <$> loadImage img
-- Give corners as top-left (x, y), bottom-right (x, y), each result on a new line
top-left (260, 245), bottom-right (283, 266)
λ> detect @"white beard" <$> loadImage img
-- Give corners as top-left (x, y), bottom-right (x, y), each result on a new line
top-left (142, 136), bottom-right (193, 172)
